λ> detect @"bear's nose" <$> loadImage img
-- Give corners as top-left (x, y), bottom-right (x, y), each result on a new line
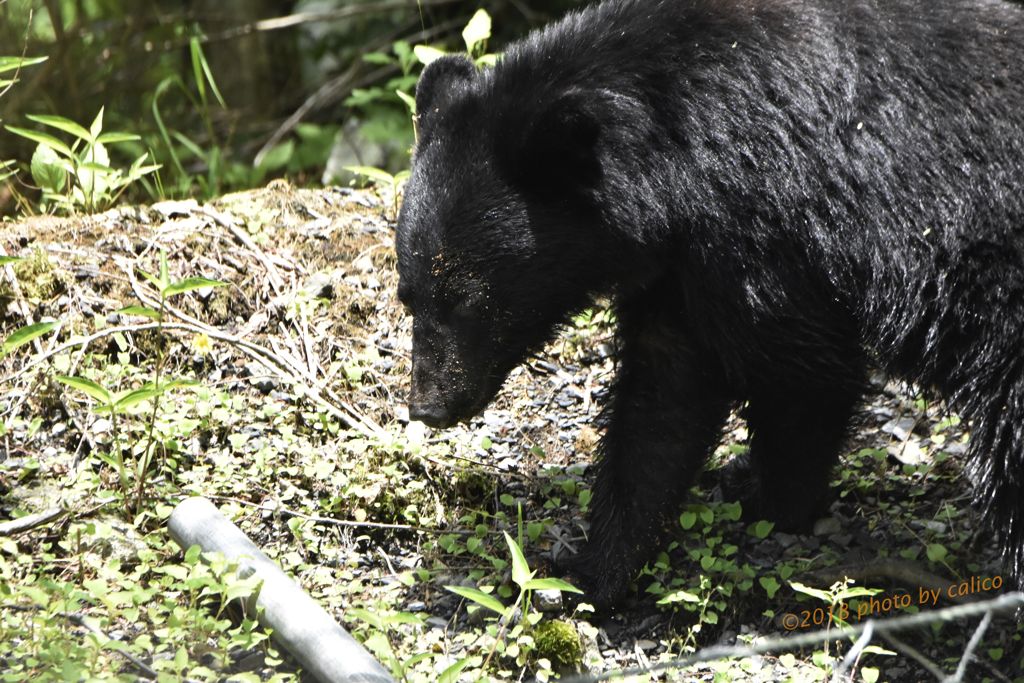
top-left (408, 401), bottom-right (451, 429)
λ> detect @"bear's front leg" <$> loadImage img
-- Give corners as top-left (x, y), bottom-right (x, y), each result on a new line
top-left (719, 374), bottom-right (865, 531)
top-left (559, 292), bottom-right (732, 609)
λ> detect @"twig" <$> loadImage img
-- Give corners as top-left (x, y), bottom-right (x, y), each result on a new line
top-left (879, 631), bottom-right (947, 681)
top-left (797, 558), bottom-right (976, 605)
top-left (556, 593), bottom-right (1024, 683)
top-left (0, 9), bottom-right (36, 101)
top-left (832, 620), bottom-right (873, 682)
top-left (196, 207), bottom-right (285, 294)
top-left (201, 0), bottom-right (462, 43)
top-left (0, 506), bottom-right (67, 536)
top-left (300, 306), bottom-right (318, 379)
top-left (947, 610), bottom-right (991, 683)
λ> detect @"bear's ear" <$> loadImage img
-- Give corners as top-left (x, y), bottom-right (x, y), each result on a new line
top-left (415, 55), bottom-right (477, 135)
top-left (518, 90), bottom-right (603, 192)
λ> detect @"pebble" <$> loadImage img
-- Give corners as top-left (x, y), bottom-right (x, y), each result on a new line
top-left (425, 616), bottom-right (450, 631)
top-left (813, 517), bottom-right (842, 536)
top-left (533, 589), bottom-right (563, 611)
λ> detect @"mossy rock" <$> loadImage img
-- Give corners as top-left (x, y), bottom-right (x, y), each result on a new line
top-left (533, 620), bottom-right (583, 670)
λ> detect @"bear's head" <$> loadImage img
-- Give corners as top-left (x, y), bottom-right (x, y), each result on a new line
top-left (396, 54), bottom-right (616, 428)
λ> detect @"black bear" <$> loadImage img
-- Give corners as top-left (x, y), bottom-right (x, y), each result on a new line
top-left (396, 0), bottom-right (1024, 609)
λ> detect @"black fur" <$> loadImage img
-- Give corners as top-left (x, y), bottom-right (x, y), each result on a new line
top-left (395, 0), bottom-right (1024, 608)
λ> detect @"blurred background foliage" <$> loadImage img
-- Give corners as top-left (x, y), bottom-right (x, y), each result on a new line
top-left (0, 0), bottom-right (586, 216)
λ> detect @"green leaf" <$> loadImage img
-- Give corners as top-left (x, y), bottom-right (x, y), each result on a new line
top-left (6, 126), bottom-right (74, 158)
top-left (445, 586), bottom-right (506, 615)
top-left (55, 376), bottom-right (112, 404)
top-left (656, 589), bottom-right (700, 605)
top-left (141, 379), bottom-right (200, 391)
top-left (0, 56), bottom-right (47, 75)
top-left (504, 531), bottom-right (534, 586)
top-left (89, 107), bottom-right (105, 140)
top-left (680, 511), bottom-right (697, 529)
top-left (413, 45), bottom-right (446, 66)
top-left (759, 576), bottom-right (781, 599)
top-left (0, 159), bottom-right (17, 182)
top-left (396, 90), bottom-right (416, 116)
top-left (362, 52), bottom-right (395, 66)
top-left (78, 142), bottom-right (112, 199)
top-left (462, 9), bottom-right (492, 56)
top-left (26, 114), bottom-right (91, 142)
top-left (521, 577), bottom-right (583, 593)
top-left (343, 166), bottom-right (395, 186)
top-left (225, 584), bottom-right (255, 602)
top-left (381, 612), bottom-right (426, 627)
top-left (113, 389), bottom-right (164, 410)
top-left (256, 141), bottom-right (294, 171)
top-left (162, 277), bottom-right (229, 297)
top-left (20, 585), bottom-right (51, 608)
top-left (926, 543), bottom-right (948, 563)
top-left (116, 306), bottom-right (162, 320)
top-left (191, 37), bottom-right (226, 108)
top-left (402, 652), bottom-right (434, 669)
top-left (347, 607), bottom-right (384, 630)
top-left (159, 249), bottom-right (170, 288)
top-left (138, 268), bottom-right (166, 291)
top-left (30, 143), bottom-right (67, 193)
top-left (78, 161), bottom-right (116, 174)
top-left (789, 581), bottom-right (830, 601)
top-left (0, 256), bottom-right (26, 266)
top-left (437, 658), bottom-right (472, 683)
top-left (2, 321), bottom-right (59, 357)
top-left (96, 132), bottom-right (142, 144)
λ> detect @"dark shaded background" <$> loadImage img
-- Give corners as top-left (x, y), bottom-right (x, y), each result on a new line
top-left (0, 0), bottom-right (587, 214)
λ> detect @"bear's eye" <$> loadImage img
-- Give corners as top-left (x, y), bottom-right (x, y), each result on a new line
top-left (453, 293), bottom-right (486, 318)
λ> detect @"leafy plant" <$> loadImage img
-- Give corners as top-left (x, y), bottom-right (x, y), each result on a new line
top-left (415, 9), bottom-right (500, 69)
top-left (0, 542), bottom-right (285, 682)
top-left (53, 249), bottom-right (227, 519)
top-left (4, 107), bottom-right (160, 214)
top-left (351, 39), bottom-right (421, 115)
top-left (639, 501), bottom-right (757, 652)
top-left (2, 56), bottom-right (47, 184)
top-left (446, 524), bottom-right (583, 679)
top-left (790, 580), bottom-right (892, 680)
top-left (149, 38), bottom-right (229, 200)
top-left (344, 166), bottom-right (410, 217)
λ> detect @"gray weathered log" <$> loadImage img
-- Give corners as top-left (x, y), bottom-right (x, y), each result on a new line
top-left (168, 496), bottom-right (394, 683)
top-left (0, 506), bottom-right (66, 536)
